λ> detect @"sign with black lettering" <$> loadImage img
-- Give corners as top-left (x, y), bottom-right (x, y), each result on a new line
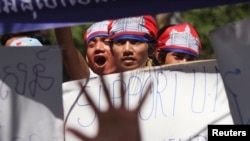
top-left (0, 46), bottom-right (63, 118)
top-left (0, 46), bottom-right (64, 141)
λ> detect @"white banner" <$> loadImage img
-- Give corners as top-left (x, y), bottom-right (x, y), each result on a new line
top-left (63, 59), bottom-right (234, 141)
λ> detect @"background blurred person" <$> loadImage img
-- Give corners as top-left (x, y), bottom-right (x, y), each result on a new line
top-left (155, 22), bottom-right (202, 65)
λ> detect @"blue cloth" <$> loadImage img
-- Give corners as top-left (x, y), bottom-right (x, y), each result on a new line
top-left (0, 0), bottom-right (248, 34)
top-left (9, 37), bottom-right (43, 47)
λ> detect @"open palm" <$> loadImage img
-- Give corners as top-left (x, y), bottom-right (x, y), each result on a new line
top-left (67, 73), bottom-right (152, 141)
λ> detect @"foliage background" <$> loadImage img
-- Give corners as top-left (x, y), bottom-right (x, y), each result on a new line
top-left (180, 2), bottom-right (250, 59)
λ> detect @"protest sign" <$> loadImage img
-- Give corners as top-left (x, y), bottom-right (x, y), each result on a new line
top-left (0, 46), bottom-right (64, 141)
top-left (63, 59), bottom-right (234, 141)
top-left (210, 17), bottom-right (250, 124)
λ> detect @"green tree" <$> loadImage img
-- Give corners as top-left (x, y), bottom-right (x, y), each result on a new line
top-left (181, 2), bottom-right (250, 59)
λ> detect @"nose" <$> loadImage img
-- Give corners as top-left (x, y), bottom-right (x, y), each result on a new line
top-left (124, 41), bottom-right (132, 51)
top-left (179, 58), bottom-right (187, 63)
top-left (94, 42), bottom-right (105, 53)
top-left (123, 41), bottom-right (133, 56)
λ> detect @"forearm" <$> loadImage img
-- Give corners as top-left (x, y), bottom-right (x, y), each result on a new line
top-left (55, 27), bottom-right (90, 80)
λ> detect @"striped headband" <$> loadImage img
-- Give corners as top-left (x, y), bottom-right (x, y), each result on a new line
top-left (108, 15), bottom-right (158, 42)
top-left (157, 23), bottom-right (202, 58)
top-left (84, 20), bottom-right (112, 45)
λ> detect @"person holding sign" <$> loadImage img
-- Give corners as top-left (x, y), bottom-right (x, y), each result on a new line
top-left (155, 23), bottom-right (202, 65)
top-left (83, 20), bottom-right (118, 76)
top-left (108, 15), bottom-right (158, 72)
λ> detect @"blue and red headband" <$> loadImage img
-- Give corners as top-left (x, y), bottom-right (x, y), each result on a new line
top-left (84, 20), bottom-right (112, 45)
top-left (157, 23), bottom-right (202, 58)
top-left (108, 15), bottom-right (158, 42)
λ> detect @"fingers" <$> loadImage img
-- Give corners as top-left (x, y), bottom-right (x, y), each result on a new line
top-left (67, 128), bottom-right (90, 141)
top-left (99, 75), bottom-right (113, 109)
top-left (120, 72), bottom-right (126, 109)
top-left (135, 80), bottom-right (153, 112)
top-left (78, 82), bottom-right (99, 114)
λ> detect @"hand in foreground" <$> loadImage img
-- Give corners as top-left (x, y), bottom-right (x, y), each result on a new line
top-left (67, 73), bottom-right (152, 141)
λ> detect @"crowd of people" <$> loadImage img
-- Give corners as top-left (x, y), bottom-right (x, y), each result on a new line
top-left (0, 14), bottom-right (203, 141)
top-left (56, 14), bottom-right (202, 82)
top-left (0, 14), bottom-right (202, 80)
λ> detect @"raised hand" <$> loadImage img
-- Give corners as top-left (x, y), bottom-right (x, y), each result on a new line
top-left (67, 72), bottom-right (152, 141)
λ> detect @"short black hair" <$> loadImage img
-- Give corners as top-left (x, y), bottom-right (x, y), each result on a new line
top-left (150, 24), bottom-right (176, 65)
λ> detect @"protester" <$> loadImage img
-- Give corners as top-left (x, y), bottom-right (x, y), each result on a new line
top-left (55, 27), bottom-right (90, 80)
top-left (55, 20), bottom-right (117, 81)
top-left (84, 20), bottom-right (117, 76)
top-left (108, 15), bottom-right (158, 72)
top-left (0, 31), bottom-right (51, 46)
top-left (154, 22), bottom-right (202, 65)
top-left (63, 16), bottom-right (158, 140)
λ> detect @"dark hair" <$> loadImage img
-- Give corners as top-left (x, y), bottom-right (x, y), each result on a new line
top-left (1, 31), bottom-right (51, 46)
top-left (147, 40), bottom-right (157, 57)
top-left (152, 24), bottom-right (175, 65)
top-left (157, 51), bottom-right (168, 64)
